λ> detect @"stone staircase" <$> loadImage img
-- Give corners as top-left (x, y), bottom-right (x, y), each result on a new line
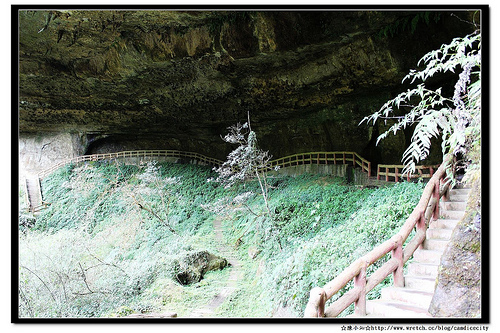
top-left (363, 187), bottom-right (470, 318)
top-left (25, 177), bottom-right (43, 213)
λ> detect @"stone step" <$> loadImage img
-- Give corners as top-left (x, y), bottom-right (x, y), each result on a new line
top-left (442, 201), bottom-right (467, 211)
top-left (407, 262), bottom-right (439, 278)
top-left (404, 275), bottom-right (437, 293)
top-left (448, 194), bottom-right (469, 203)
top-left (412, 249), bottom-right (443, 265)
top-left (26, 178), bottom-right (42, 208)
top-left (449, 188), bottom-right (471, 196)
top-left (429, 219), bottom-right (459, 230)
top-left (381, 287), bottom-right (434, 308)
top-left (448, 189), bottom-right (470, 203)
top-left (440, 209), bottom-right (465, 220)
top-left (423, 239), bottom-right (449, 251)
top-left (366, 299), bottom-right (432, 318)
top-left (426, 228), bottom-right (452, 240)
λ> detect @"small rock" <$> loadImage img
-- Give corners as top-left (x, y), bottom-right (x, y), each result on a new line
top-left (248, 246), bottom-right (261, 259)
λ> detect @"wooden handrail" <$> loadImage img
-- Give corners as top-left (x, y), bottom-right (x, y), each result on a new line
top-left (37, 149), bottom-right (444, 186)
top-left (377, 164), bottom-right (440, 183)
top-left (38, 150), bottom-right (374, 180)
top-left (38, 150), bottom-right (225, 179)
top-left (268, 152), bottom-right (371, 177)
top-left (304, 155), bottom-right (453, 318)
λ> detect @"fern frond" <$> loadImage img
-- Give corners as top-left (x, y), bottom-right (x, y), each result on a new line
top-left (361, 31), bottom-right (480, 176)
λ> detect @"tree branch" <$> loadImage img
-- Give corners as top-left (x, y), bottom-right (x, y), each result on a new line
top-left (130, 193), bottom-right (177, 234)
top-left (77, 262), bottom-right (95, 295)
top-left (85, 247), bottom-right (128, 276)
top-left (20, 265), bottom-right (57, 303)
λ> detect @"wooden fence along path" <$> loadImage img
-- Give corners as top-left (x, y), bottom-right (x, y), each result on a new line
top-left (29, 149), bottom-right (439, 214)
top-left (37, 149), bottom-right (437, 180)
top-left (37, 150), bottom-right (224, 179)
top-left (303, 155), bottom-right (454, 318)
top-left (377, 164), bottom-right (440, 182)
top-left (269, 152), bottom-right (371, 177)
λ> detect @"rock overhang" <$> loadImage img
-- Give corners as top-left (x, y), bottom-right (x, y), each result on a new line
top-left (17, 9), bottom-right (477, 164)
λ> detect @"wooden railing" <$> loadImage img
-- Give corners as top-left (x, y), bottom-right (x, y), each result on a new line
top-left (38, 150), bottom-right (373, 179)
top-left (269, 152), bottom-right (371, 177)
top-left (38, 150), bottom-right (224, 179)
top-left (304, 155), bottom-right (453, 318)
top-left (377, 164), bottom-right (440, 183)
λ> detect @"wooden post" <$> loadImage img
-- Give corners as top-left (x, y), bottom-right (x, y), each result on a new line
top-left (377, 165), bottom-right (380, 180)
top-left (416, 211), bottom-right (426, 250)
top-left (395, 167), bottom-right (399, 183)
top-left (343, 153), bottom-right (346, 165)
top-left (392, 239), bottom-right (404, 287)
top-left (368, 162), bottom-right (371, 177)
top-left (304, 287), bottom-right (327, 318)
top-left (354, 263), bottom-right (367, 316)
top-left (385, 168), bottom-right (389, 182)
top-left (432, 180), bottom-right (440, 220)
top-left (441, 178), bottom-right (450, 202)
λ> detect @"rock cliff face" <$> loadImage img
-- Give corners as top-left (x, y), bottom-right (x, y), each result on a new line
top-left (18, 9), bottom-right (476, 171)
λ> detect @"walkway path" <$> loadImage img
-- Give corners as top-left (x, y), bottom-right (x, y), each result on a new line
top-left (190, 216), bottom-right (243, 317)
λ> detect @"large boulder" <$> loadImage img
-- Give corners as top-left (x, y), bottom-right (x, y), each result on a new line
top-left (174, 250), bottom-right (228, 285)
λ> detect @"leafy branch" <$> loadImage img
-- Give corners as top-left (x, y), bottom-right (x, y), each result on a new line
top-left (360, 31), bottom-right (481, 176)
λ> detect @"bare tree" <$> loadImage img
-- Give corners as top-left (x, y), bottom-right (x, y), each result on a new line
top-left (212, 113), bottom-right (276, 216)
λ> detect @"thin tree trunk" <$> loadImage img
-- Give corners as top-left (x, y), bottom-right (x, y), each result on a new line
top-left (255, 170), bottom-right (271, 216)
